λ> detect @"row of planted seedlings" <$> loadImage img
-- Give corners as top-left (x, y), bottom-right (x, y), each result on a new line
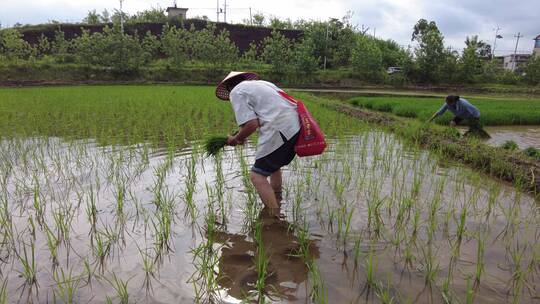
top-left (281, 130), bottom-right (538, 303)
top-left (0, 133), bottom-right (233, 303)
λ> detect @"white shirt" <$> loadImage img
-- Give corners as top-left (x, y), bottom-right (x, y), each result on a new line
top-left (230, 80), bottom-right (301, 159)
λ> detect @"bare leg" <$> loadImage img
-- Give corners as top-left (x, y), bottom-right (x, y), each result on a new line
top-left (270, 170), bottom-right (283, 201)
top-left (250, 172), bottom-right (280, 211)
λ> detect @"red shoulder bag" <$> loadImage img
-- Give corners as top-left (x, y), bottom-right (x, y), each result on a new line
top-left (278, 91), bottom-right (327, 157)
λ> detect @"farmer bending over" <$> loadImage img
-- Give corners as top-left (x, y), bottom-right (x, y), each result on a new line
top-left (215, 71), bottom-right (300, 214)
top-left (428, 95), bottom-right (489, 138)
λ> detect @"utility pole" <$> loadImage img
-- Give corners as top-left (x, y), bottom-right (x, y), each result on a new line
top-left (216, 0), bottom-right (219, 22)
top-left (249, 7), bottom-right (252, 26)
top-left (512, 32), bottom-right (523, 71)
top-left (119, 0), bottom-right (124, 34)
top-left (224, 0), bottom-right (227, 23)
top-left (492, 26), bottom-right (501, 59)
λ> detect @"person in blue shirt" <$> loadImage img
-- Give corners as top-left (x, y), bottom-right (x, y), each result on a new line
top-left (428, 95), bottom-right (489, 137)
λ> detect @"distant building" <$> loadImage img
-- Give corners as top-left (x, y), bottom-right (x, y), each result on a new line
top-left (502, 54), bottom-right (531, 72)
top-left (166, 4), bottom-right (188, 20)
top-left (534, 35), bottom-right (540, 57)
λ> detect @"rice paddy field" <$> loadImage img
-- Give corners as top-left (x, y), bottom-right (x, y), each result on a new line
top-left (348, 96), bottom-right (540, 126)
top-left (0, 86), bottom-right (538, 303)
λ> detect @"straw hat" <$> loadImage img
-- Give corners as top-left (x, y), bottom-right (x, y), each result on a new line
top-left (215, 71), bottom-right (259, 100)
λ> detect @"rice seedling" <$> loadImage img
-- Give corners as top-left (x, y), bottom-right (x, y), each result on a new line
top-left (103, 272), bottom-right (130, 304)
top-left (52, 267), bottom-right (82, 304)
top-left (15, 241), bottom-right (37, 288)
top-left (0, 278), bottom-right (6, 304)
top-left (253, 220), bottom-right (270, 303)
top-left (307, 261), bottom-right (328, 304)
top-left (204, 136), bottom-right (228, 156)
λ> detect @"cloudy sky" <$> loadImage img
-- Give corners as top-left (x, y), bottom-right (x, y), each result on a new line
top-left (1, 0), bottom-right (538, 55)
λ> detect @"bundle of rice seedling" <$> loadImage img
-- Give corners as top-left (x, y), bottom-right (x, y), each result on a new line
top-left (205, 136), bottom-right (228, 156)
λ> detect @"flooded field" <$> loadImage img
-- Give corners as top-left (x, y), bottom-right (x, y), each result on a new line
top-left (0, 131), bottom-right (538, 303)
top-left (483, 125), bottom-right (540, 149)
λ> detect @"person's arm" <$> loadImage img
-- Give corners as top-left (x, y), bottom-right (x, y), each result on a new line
top-left (428, 104), bottom-right (447, 122)
top-left (226, 119), bottom-right (259, 146)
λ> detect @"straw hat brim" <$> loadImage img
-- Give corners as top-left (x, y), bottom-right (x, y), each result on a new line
top-left (215, 71), bottom-right (260, 100)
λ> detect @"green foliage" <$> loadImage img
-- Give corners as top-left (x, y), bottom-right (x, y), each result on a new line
top-left (51, 30), bottom-right (74, 63)
top-left (128, 8), bottom-right (167, 24)
top-left (459, 36), bottom-right (490, 83)
top-left (72, 26), bottom-right (146, 73)
top-left (141, 31), bottom-right (160, 63)
top-left (261, 30), bottom-right (293, 74)
top-left (411, 19), bottom-right (446, 83)
top-left (299, 16), bottom-right (356, 68)
top-left (240, 42), bottom-right (260, 66)
top-left (501, 140), bottom-right (518, 151)
top-left (0, 29), bottom-right (32, 60)
top-left (161, 24), bottom-right (190, 66)
top-left (524, 56), bottom-right (540, 85)
top-left (351, 35), bottom-right (384, 80)
top-left (191, 25), bottom-right (238, 67)
top-left (83, 10), bottom-right (101, 25)
top-left (523, 147), bottom-right (540, 159)
top-left (291, 39), bottom-right (319, 75)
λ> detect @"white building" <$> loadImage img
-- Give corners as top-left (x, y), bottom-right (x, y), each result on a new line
top-left (534, 35), bottom-right (540, 57)
top-left (166, 4), bottom-right (188, 20)
top-left (502, 54), bottom-right (531, 71)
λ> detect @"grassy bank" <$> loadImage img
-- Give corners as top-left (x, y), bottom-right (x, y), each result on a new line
top-left (348, 96), bottom-right (540, 125)
top-left (2, 62), bottom-right (540, 95)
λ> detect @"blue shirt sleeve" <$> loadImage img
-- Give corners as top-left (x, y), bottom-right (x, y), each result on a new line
top-left (435, 104), bottom-right (448, 116)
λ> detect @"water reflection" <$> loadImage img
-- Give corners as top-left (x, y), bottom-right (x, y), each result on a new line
top-left (215, 210), bottom-right (320, 302)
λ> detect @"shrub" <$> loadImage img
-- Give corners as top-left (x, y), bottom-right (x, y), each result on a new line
top-left (523, 147), bottom-right (540, 159)
top-left (501, 140), bottom-right (518, 151)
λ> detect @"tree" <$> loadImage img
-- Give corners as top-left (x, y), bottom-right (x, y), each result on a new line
top-left (36, 34), bottom-right (51, 58)
top-left (141, 31), bottom-right (160, 63)
top-left (100, 10), bottom-right (111, 23)
top-left (51, 30), bottom-right (73, 63)
top-left (129, 8), bottom-right (167, 24)
top-left (241, 42), bottom-right (259, 65)
top-left (299, 17), bottom-right (356, 68)
top-left (351, 34), bottom-right (383, 80)
top-left (83, 10), bottom-right (101, 24)
top-left (160, 24), bottom-right (190, 67)
top-left (465, 35), bottom-right (491, 58)
top-left (460, 36), bottom-right (484, 83)
top-left (376, 39), bottom-right (408, 68)
top-left (291, 39), bottom-right (319, 75)
top-left (252, 14), bottom-right (265, 27)
top-left (269, 17), bottom-right (293, 29)
top-left (524, 56), bottom-right (540, 85)
top-left (261, 30), bottom-right (293, 74)
top-left (411, 19), bottom-right (446, 83)
top-left (0, 28), bottom-right (32, 60)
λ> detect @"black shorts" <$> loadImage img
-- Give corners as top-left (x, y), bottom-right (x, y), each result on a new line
top-left (251, 132), bottom-right (300, 177)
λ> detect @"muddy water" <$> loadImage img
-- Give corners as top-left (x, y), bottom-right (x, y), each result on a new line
top-left (0, 132), bottom-right (538, 303)
top-left (482, 125), bottom-right (540, 149)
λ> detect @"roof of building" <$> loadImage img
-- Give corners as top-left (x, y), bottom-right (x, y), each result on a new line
top-left (166, 6), bottom-right (188, 11)
top-left (535, 34), bottom-right (540, 40)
